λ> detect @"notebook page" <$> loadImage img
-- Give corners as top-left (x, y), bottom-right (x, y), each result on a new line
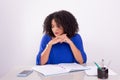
top-left (32, 65), bottom-right (68, 76)
top-left (58, 63), bottom-right (90, 72)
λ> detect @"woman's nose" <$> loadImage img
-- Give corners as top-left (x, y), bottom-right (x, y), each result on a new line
top-left (54, 26), bottom-right (59, 30)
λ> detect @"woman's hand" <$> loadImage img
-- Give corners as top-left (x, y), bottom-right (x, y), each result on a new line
top-left (48, 34), bottom-right (72, 46)
top-left (57, 34), bottom-right (71, 44)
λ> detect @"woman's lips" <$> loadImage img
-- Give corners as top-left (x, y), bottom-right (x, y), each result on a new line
top-left (55, 32), bottom-right (59, 35)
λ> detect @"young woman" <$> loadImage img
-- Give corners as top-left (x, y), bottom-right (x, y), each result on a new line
top-left (36, 10), bottom-right (87, 65)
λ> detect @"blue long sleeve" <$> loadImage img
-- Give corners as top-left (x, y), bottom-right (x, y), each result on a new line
top-left (36, 34), bottom-right (87, 65)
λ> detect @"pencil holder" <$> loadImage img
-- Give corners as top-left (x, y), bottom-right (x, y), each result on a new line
top-left (97, 67), bottom-right (108, 79)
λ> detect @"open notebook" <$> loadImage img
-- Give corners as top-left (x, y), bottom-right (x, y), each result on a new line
top-left (32, 63), bottom-right (89, 76)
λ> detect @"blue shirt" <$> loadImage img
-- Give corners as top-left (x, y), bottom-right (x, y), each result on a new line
top-left (36, 33), bottom-right (87, 65)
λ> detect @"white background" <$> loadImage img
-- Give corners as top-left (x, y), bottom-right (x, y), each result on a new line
top-left (0, 0), bottom-right (120, 77)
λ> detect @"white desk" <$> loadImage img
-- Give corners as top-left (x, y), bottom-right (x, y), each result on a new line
top-left (1, 66), bottom-right (120, 80)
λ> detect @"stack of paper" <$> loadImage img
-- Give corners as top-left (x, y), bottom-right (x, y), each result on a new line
top-left (85, 66), bottom-right (117, 76)
top-left (32, 63), bottom-right (89, 76)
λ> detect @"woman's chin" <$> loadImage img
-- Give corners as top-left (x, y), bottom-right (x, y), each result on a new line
top-left (55, 35), bottom-right (59, 37)
top-left (54, 33), bottom-right (63, 37)
top-left (55, 35), bottom-right (60, 37)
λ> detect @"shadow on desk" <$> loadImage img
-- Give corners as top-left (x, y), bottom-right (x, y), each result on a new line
top-left (35, 71), bottom-right (85, 80)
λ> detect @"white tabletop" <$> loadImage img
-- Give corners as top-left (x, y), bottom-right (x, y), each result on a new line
top-left (1, 66), bottom-right (120, 80)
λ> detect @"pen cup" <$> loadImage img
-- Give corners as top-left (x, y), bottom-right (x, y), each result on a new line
top-left (97, 67), bottom-right (108, 79)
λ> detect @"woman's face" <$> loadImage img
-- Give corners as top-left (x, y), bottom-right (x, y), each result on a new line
top-left (51, 19), bottom-right (64, 37)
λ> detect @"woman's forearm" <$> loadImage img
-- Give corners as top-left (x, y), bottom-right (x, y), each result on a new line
top-left (40, 44), bottom-right (52, 65)
top-left (69, 41), bottom-right (83, 64)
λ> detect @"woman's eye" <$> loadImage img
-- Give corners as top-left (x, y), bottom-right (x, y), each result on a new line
top-left (51, 26), bottom-right (54, 28)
